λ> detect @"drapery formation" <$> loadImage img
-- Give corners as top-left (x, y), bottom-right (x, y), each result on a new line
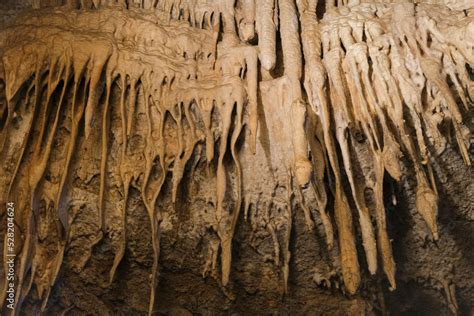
top-left (0, 1), bottom-right (472, 315)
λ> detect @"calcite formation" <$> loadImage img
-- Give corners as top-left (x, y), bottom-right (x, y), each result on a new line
top-left (0, 0), bottom-right (472, 314)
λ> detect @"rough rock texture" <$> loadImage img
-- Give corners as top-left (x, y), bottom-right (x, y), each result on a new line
top-left (0, 0), bottom-right (473, 315)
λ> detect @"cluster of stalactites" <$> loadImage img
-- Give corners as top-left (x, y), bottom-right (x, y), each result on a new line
top-left (0, 0), bottom-right (473, 314)
top-left (0, 8), bottom-right (258, 315)
top-left (298, 0), bottom-right (472, 294)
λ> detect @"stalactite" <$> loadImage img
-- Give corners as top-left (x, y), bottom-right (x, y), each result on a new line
top-left (98, 72), bottom-right (112, 233)
top-left (215, 92), bottom-right (241, 286)
top-left (296, 0), bottom-right (336, 252)
top-left (108, 74), bottom-right (130, 285)
top-left (238, 0), bottom-right (256, 42)
top-left (256, 0), bottom-right (277, 71)
top-left (279, 0), bottom-right (313, 190)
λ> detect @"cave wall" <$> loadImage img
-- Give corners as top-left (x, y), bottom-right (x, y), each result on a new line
top-left (0, 1), bottom-right (473, 315)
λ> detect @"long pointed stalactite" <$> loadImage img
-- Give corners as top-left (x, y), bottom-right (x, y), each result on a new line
top-left (0, 0), bottom-right (473, 314)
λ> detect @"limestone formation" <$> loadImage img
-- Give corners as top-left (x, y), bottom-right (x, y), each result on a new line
top-left (0, 0), bottom-right (472, 315)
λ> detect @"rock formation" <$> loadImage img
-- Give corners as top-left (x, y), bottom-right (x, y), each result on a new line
top-left (0, 0), bottom-right (472, 314)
